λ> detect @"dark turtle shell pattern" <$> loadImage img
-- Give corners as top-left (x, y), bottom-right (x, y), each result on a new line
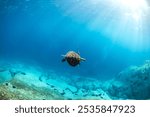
top-left (66, 51), bottom-right (80, 66)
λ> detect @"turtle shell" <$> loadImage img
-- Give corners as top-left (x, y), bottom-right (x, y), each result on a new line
top-left (66, 51), bottom-right (81, 66)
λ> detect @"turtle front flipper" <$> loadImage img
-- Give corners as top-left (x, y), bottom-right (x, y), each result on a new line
top-left (81, 57), bottom-right (86, 61)
top-left (61, 55), bottom-right (66, 62)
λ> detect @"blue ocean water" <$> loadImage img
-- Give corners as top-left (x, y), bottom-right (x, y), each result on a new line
top-left (0, 0), bottom-right (150, 99)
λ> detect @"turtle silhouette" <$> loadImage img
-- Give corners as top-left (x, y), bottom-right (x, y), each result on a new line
top-left (61, 51), bottom-right (86, 67)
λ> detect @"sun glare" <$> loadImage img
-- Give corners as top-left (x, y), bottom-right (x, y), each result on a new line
top-left (57, 0), bottom-right (150, 50)
top-left (93, 0), bottom-right (149, 50)
top-left (120, 0), bottom-right (147, 9)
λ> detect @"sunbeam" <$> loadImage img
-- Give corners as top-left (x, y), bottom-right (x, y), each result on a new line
top-left (56, 0), bottom-right (150, 51)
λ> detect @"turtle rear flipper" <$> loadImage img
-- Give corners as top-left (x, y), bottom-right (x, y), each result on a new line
top-left (62, 58), bottom-right (66, 62)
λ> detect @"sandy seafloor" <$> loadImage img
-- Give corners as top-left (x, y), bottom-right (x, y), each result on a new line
top-left (0, 59), bottom-right (150, 100)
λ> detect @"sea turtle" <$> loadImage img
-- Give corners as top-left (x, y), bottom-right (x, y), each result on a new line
top-left (61, 51), bottom-right (86, 67)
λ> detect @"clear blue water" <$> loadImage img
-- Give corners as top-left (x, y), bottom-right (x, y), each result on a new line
top-left (1, 0), bottom-right (150, 77)
top-left (0, 0), bottom-right (150, 99)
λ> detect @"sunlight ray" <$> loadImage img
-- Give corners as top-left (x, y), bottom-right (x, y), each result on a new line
top-left (56, 0), bottom-right (150, 51)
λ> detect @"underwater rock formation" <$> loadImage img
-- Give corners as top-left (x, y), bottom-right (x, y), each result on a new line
top-left (0, 62), bottom-right (64, 100)
top-left (0, 70), bottom-right (12, 83)
top-left (106, 60), bottom-right (150, 100)
top-left (1, 60), bottom-right (150, 100)
top-left (0, 61), bottom-right (111, 100)
top-left (0, 71), bottom-right (64, 100)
